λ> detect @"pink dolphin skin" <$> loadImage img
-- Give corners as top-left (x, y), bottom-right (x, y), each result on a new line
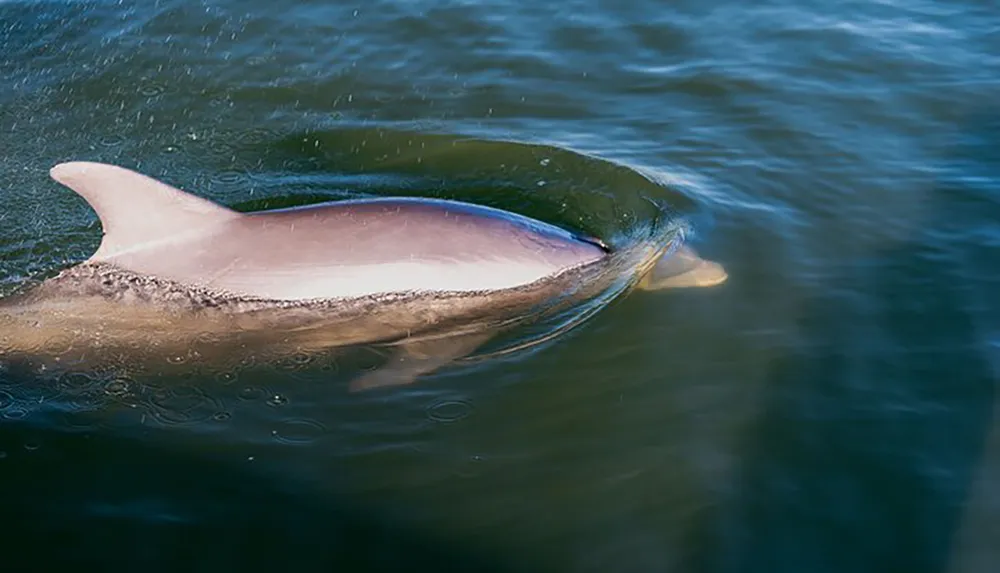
top-left (0, 162), bottom-right (726, 391)
top-left (49, 162), bottom-right (611, 301)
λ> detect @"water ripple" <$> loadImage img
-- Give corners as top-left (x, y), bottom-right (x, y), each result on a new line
top-left (147, 385), bottom-right (225, 426)
top-left (426, 398), bottom-right (475, 424)
top-left (271, 418), bottom-right (328, 445)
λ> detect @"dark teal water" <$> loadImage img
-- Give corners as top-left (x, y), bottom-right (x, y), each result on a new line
top-left (1, 1), bottom-right (999, 571)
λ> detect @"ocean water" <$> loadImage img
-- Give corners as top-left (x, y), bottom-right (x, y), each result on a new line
top-left (0, 0), bottom-right (998, 571)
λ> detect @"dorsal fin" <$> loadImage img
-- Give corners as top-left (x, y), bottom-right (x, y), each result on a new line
top-left (50, 161), bottom-right (240, 260)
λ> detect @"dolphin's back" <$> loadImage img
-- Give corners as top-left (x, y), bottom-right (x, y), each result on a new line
top-left (50, 162), bottom-right (608, 302)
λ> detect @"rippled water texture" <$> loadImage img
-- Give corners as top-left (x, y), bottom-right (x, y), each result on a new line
top-left (1, 0), bottom-right (999, 572)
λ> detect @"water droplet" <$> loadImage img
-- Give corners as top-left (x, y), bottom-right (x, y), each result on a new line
top-left (139, 83), bottom-right (166, 97)
top-left (166, 354), bottom-right (187, 365)
top-left (104, 378), bottom-right (131, 397)
top-left (212, 411), bottom-right (231, 422)
top-left (290, 352), bottom-right (313, 365)
top-left (215, 371), bottom-right (238, 385)
top-left (539, 158), bottom-right (550, 166)
top-left (215, 372), bottom-right (239, 385)
top-left (536, 180), bottom-right (547, 187)
top-left (266, 394), bottom-right (288, 407)
top-left (23, 441), bottom-right (40, 451)
top-left (427, 399), bottom-right (474, 423)
top-left (456, 454), bottom-right (487, 478)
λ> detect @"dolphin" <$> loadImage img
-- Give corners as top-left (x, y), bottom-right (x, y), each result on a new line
top-left (0, 161), bottom-right (726, 390)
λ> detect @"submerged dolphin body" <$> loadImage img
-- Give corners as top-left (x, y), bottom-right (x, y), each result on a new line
top-left (0, 162), bottom-right (726, 390)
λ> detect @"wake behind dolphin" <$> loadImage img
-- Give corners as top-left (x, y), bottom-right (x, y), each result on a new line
top-left (0, 162), bottom-right (726, 390)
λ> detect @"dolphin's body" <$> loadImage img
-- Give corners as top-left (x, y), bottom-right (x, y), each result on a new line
top-left (0, 162), bottom-right (726, 390)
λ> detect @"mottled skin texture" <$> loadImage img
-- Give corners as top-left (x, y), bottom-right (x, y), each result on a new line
top-left (0, 248), bottom-right (639, 390)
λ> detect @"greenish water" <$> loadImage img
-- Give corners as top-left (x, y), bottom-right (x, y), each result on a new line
top-left (1, 1), bottom-right (998, 571)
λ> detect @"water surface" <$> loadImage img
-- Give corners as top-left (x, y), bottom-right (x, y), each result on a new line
top-left (0, 0), bottom-right (998, 572)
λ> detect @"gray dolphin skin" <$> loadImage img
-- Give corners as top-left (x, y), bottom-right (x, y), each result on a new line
top-left (0, 161), bottom-right (727, 390)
